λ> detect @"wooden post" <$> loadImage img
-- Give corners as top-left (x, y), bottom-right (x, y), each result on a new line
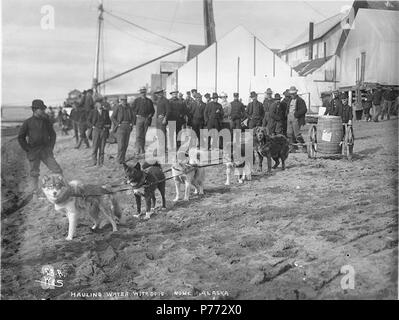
top-left (237, 57), bottom-right (240, 93)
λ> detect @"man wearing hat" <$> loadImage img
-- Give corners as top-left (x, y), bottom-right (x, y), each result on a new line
top-left (204, 93), bottom-right (211, 104)
top-left (230, 93), bottom-right (245, 130)
top-left (268, 93), bottom-right (283, 135)
top-left (154, 88), bottom-right (170, 152)
top-left (87, 100), bottom-right (112, 166)
top-left (204, 93), bottom-right (224, 149)
top-left (186, 91), bottom-right (197, 129)
top-left (220, 92), bottom-right (231, 130)
top-left (84, 89), bottom-right (95, 114)
top-left (335, 92), bottom-right (353, 126)
top-left (168, 90), bottom-right (188, 150)
top-left (75, 102), bottom-right (91, 149)
top-left (262, 88), bottom-right (274, 127)
top-left (286, 86), bottom-right (307, 145)
top-left (278, 90), bottom-right (291, 136)
top-left (372, 85), bottom-right (383, 122)
top-left (18, 99), bottom-right (63, 196)
top-left (247, 91), bottom-right (264, 129)
top-left (111, 95), bottom-right (134, 163)
top-left (132, 87), bottom-right (155, 154)
top-left (191, 93), bottom-right (206, 147)
top-left (322, 92), bottom-right (335, 116)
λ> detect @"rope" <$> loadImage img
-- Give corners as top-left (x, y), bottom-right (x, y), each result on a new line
top-left (67, 160), bottom-right (226, 198)
top-left (104, 10), bottom-right (185, 48)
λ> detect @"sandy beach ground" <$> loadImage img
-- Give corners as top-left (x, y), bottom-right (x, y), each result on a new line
top-left (1, 119), bottom-right (397, 300)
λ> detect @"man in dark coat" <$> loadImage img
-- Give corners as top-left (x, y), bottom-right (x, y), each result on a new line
top-left (168, 90), bottom-right (188, 150)
top-left (247, 91), bottom-right (264, 129)
top-left (154, 88), bottom-right (170, 153)
top-left (372, 86), bottom-right (383, 122)
top-left (204, 93), bottom-right (224, 149)
top-left (286, 86), bottom-right (307, 144)
top-left (191, 93), bottom-right (206, 147)
top-left (230, 92), bottom-right (245, 130)
top-left (75, 104), bottom-right (90, 149)
top-left (279, 89), bottom-right (290, 136)
top-left (262, 88), bottom-right (274, 127)
top-left (335, 93), bottom-right (353, 124)
top-left (111, 95), bottom-right (134, 164)
top-left (18, 99), bottom-right (63, 196)
top-left (132, 87), bottom-right (155, 154)
top-left (88, 100), bottom-right (111, 166)
top-left (70, 102), bottom-right (80, 144)
top-left (84, 89), bottom-right (95, 114)
top-left (268, 93), bottom-right (282, 135)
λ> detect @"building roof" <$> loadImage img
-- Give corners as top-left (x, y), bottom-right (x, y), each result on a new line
top-left (293, 56), bottom-right (333, 76)
top-left (281, 13), bottom-right (342, 52)
top-left (186, 44), bottom-right (207, 61)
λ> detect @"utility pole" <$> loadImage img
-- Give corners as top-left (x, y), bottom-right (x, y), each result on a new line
top-left (203, 0), bottom-right (216, 47)
top-left (92, 0), bottom-right (104, 93)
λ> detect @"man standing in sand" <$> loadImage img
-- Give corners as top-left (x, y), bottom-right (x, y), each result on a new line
top-left (18, 99), bottom-right (63, 197)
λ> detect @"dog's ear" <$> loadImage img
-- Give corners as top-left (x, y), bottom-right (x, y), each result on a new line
top-left (134, 162), bottom-right (141, 170)
top-left (122, 162), bottom-right (129, 171)
top-left (42, 175), bottom-right (50, 183)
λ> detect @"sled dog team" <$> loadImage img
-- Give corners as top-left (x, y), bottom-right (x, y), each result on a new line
top-left (42, 127), bottom-right (290, 240)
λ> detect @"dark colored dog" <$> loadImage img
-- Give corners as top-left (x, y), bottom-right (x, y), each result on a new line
top-left (123, 162), bottom-right (166, 219)
top-left (253, 127), bottom-right (289, 173)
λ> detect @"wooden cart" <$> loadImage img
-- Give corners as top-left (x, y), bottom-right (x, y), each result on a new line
top-left (307, 123), bottom-right (354, 160)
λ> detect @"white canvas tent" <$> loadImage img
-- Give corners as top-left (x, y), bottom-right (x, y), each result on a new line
top-left (338, 9), bottom-right (399, 88)
top-left (166, 26), bottom-right (310, 105)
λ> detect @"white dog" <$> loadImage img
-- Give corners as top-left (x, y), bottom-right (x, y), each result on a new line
top-left (171, 148), bottom-right (206, 201)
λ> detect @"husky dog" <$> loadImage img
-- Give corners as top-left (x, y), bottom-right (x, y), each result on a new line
top-left (223, 141), bottom-right (252, 185)
top-left (42, 174), bottom-right (121, 240)
top-left (123, 161), bottom-right (166, 220)
top-left (172, 148), bottom-right (205, 201)
top-left (254, 127), bottom-right (289, 173)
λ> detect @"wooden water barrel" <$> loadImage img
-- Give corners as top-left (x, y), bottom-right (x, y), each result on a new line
top-left (316, 116), bottom-right (343, 154)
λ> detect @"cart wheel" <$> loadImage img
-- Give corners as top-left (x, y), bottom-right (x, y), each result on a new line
top-left (307, 125), bottom-right (317, 158)
top-left (344, 124), bottom-right (354, 161)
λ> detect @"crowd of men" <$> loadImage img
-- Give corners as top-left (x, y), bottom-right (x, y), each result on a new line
top-left (322, 85), bottom-right (398, 123)
top-left (17, 84), bottom-right (398, 197)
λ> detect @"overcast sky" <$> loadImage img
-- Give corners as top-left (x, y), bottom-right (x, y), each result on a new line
top-left (1, 0), bottom-right (353, 106)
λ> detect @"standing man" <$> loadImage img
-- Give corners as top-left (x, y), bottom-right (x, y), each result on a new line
top-left (18, 99), bottom-right (63, 196)
top-left (335, 93), bottom-right (353, 140)
top-left (382, 87), bottom-right (395, 120)
top-left (286, 86), bottom-right (307, 145)
top-left (84, 89), bottom-right (95, 114)
top-left (186, 91), bottom-right (197, 129)
top-left (132, 87), bottom-right (155, 155)
top-left (230, 93), bottom-right (245, 130)
top-left (262, 88), bottom-right (274, 127)
top-left (75, 104), bottom-right (90, 149)
top-left (268, 93), bottom-right (282, 135)
top-left (154, 88), bottom-right (169, 153)
top-left (279, 89), bottom-right (290, 136)
top-left (204, 93), bottom-right (224, 149)
top-left (111, 95), bottom-right (134, 164)
top-left (88, 100), bottom-right (111, 167)
top-left (191, 93), bottom-right (206, 147)
top-left (168, 90), bottom-right (188, 150)
top-left (372, 85), bottom-right (383, 122)
top-left (70, 102), bottom-right (80, 144)
top-left (247, 91), bottom-right (264, 129)
top-left (220, 92), bottom-right (231, 131)
top-left (363, 89), bottom-right (373, 122)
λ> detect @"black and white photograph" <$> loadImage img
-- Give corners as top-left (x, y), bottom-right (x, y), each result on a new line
top-left (1, 0), bottom-right (398, 303)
